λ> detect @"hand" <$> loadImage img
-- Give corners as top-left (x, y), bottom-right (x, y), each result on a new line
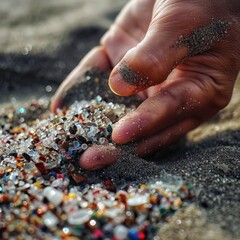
top-left (51, 0), bottom-right (240, 169)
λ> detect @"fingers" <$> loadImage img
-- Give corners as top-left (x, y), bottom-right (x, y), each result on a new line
top-left (100, 0), bottom-right (155, 66)
top-left (50, 46), bottom-right (111, 112)
top-left (112, 89), bottom-right (183, 144)
top-left (79, 117), bottom-right (198, 170)
top-left (79, 144), bottom-right (120, 170)
top-left (107, 9), bottom-right (191, 96)
top-left (111, 65), bottom-right (227, 145)
top-left (100, 24), bottom-right (139, 67)
top-left (108, 4), bottom-right (234, 96)
top-left (136, 118), bottom-right (199, 156)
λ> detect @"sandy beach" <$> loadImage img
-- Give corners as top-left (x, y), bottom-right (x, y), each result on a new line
top-left (0, 1), bottom-right (240, 239)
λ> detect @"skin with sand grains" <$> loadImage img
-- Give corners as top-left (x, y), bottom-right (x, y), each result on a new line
top-left (119, 19), bottom-right (230, 88)
top-left (51, 0), bottom-right (240, 170)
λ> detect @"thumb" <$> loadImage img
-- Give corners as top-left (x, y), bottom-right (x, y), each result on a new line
top-left (108, 8), bottom-right (229, 96)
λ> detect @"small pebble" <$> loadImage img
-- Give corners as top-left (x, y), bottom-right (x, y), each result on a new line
top-left (216, 163), bottom-right (229, 173)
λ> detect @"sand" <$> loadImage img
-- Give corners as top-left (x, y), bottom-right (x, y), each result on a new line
top-left (0, 1), bottom-right (240, 239)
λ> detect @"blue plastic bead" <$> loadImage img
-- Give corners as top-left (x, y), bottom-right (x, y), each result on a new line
top-left (157, 193), bottom-right (163, 199)
top-left (50, 171), bottom-right (57, 177)
top-left (17, 107), bottom-right (26, 114)
top-left (67, 150), bottom-right (73, 156)
top-left (2, 174), bottom-right (8, 182)
top-left (128, 228), bottom-right (139, 240)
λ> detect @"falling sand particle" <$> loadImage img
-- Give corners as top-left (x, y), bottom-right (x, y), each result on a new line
top-left (174, 19), bottom-right (229, 56)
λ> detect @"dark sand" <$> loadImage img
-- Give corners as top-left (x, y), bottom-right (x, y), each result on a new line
top-left (0, 1), bottom-right (240, 239)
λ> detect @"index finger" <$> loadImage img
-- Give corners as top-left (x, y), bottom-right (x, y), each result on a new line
top-left (51, 46), bottom-right (112, 112)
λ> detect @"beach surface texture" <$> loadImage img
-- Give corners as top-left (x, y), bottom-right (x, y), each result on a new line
top-left (0, 1), bottom-right (240, 239)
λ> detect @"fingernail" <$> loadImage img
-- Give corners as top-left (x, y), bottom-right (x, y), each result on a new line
top-left (109, 68), bottom-right (138, 96)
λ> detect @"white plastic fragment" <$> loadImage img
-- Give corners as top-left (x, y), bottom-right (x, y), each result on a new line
top-left (43, 211), bottom-right (59, 228)
top-left (127, 194), bottom-right (149, 207)
top-left (114, 225), bottom-right (129, 240)
top-left (67, 209), bottom-right (92, 225)
top-left (43, 186), bottom-right (63, 206)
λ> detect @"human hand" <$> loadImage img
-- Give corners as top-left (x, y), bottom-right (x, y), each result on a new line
top-left (51, 0), bottom-right (240, 169)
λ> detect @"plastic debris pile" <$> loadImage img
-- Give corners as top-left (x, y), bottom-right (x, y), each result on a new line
top-left (0, 97), bottom-right (194, 239)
